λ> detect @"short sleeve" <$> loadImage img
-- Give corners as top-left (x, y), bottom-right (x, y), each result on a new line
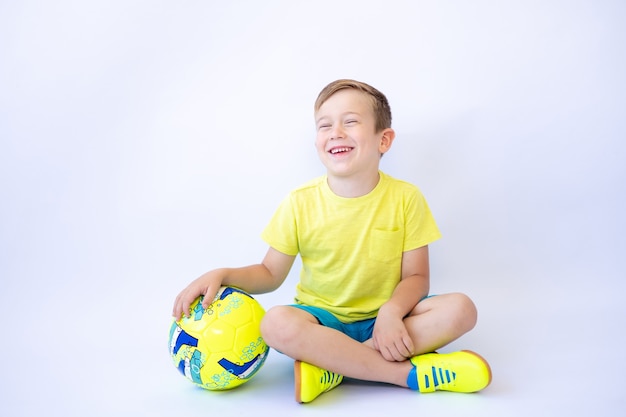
top-left (403, 188), bottom-right (442, 251)
top-left (260, 194), bottom-right (300, 256)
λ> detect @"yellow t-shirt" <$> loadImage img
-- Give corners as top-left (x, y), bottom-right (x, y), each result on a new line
top-left (261, 171), bottom-right (441, 323)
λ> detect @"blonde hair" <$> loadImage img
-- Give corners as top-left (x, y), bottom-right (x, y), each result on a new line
top-left (314, 79), bottom-right (392, 132)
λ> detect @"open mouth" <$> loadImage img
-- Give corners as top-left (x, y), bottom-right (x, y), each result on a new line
top-left (328, 147), bottom-right (354, 154)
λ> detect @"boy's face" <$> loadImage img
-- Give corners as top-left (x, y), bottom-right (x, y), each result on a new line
top-left (314, 89), bottom-right (394, 179)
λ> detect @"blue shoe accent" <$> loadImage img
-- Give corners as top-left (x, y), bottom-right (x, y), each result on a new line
top-left (407, 366), bottom-right (419, 390)
top-left (432, 366), bottom-right (439, 387)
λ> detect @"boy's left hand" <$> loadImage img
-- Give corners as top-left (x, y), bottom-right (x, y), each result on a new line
top-left (372, 309), bottom-right (414, 361)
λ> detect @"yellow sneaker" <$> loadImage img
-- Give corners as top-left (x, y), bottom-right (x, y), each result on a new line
top-left (410, 350), bottom-right (492, 393)
top-left (294, 360), bottom-right (343, 403)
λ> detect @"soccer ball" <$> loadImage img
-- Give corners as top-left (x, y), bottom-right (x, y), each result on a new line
top-left (168, 286), bottom-right (269, 390)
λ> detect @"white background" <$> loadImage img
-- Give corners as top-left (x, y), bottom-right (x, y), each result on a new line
top-left (1, 1), bottom-right (624, 416)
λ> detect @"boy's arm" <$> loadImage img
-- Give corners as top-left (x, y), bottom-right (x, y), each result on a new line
top-left (385, 245), bottom-right (431, 314)
top-left (373, 245), bottom-right (430, 361)
top-left (172, 247), bottom-right (295, 319)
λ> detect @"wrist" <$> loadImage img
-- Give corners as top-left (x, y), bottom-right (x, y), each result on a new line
top-left (378, 302), bottom-right (404, 319)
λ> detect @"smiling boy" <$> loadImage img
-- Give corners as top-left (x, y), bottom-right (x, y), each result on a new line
top-left (173, 79), bottom-right (491, 403)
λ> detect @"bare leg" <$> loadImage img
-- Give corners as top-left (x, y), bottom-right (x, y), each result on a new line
top-left (260, 292), bottom-right (478, 387)
top-left (261, 305), bottom-right (412, 387)
top-left (403, 292), bottom-right (478, 354)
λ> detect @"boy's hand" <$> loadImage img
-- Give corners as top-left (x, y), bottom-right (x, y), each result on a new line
top-left (372, 306), bottom-right (415, 361)
top-left (172, 270), bottom-right (224, 320)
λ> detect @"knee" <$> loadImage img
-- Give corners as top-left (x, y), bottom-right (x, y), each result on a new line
top-left (449, 292), bottom-right (478, 332)
top-left (260, 305), bottom-right (302, 350)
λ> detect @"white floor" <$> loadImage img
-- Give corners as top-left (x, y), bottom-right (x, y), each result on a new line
top-left (1, 255), bottom-right (623, 416)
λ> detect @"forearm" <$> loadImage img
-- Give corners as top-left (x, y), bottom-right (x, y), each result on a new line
top-left (218, 263), bottom-right (284, 294)
top-left (214, 247), bottom-right (295, 294)
top-left (380, 274), bottom-right (429, 318)
top-left (172, 247), bottom-right (294, 319)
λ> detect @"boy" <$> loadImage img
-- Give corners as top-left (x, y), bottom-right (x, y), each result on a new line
top-left (172, 79), bottom-right (491, 403)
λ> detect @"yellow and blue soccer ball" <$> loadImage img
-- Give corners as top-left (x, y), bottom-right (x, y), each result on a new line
top-left (168, 286), bottom-right (269, 390)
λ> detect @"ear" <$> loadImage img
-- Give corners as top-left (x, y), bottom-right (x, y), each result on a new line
top-left (378, 128), bottom-right (395, 154)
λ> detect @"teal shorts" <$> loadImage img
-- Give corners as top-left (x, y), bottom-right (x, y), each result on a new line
top-left (291, 304), bottom-right (376, 343)
top-left (291, 295), bottom-right (435, 343)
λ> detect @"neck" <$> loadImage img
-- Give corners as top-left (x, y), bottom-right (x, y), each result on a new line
top-left (327, 171), bottom-right (380, 198)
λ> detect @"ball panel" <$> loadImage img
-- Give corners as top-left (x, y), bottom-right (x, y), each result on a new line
top-left (199, 320), bottom-right (236, 352)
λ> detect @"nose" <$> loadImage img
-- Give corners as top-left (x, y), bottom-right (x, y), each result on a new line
top-left (329, 124), bottom-right (345, 140)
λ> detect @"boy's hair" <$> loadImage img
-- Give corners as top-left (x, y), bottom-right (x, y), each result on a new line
top-left (314, 79), bottom-right (392, 132)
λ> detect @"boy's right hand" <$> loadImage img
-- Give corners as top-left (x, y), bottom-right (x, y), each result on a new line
top-left (171, 270), bottom-right (225, 320)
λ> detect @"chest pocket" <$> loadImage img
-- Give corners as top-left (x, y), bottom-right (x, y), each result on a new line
top-left (369, 229), bottom-right (403, 264)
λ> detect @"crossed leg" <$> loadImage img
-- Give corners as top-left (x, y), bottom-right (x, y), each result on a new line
top-left (260, 292), bottom-right (478, 387)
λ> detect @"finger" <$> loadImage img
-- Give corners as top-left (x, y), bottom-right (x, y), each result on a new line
top-left (383, 345), bottom-right (401, 362)
top-left (392, 345), bottom-right (406, 362)
top-left (392, 341), bottom-right (411, 360)
top-left (171, 301), bottom-right (178, 319)
top-left (172, 294), bottom-right (184, 320)
top-left (201, 293), bottom-right (211, 309)
top-left (181, 294), bottom-right (195, 318)
top-left (403, 337), bottom-right (415, 357)
top-left (201, 284), bottom-right (221, 309)
top-left (394, 340), bottom-right (409, 358)
top-left (381, 346), bottom-right (393, 362)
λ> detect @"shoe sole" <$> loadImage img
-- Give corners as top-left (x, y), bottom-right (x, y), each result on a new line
top-left (294, 360), bottom-right (303, 403)
top-left (460, 349), bottom-right (493, 390)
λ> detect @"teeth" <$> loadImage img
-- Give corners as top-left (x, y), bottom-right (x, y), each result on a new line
top-left (330, 147), bottom-right (351, 154)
